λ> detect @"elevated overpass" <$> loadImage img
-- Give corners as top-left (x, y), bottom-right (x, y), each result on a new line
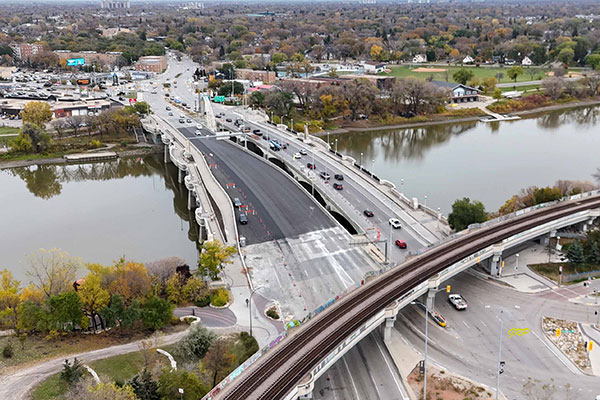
top-left (210, 192), bottom-right (600, 400)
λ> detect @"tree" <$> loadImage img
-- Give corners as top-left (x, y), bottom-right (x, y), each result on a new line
top-left (69, 381), bottom-right (137, 400)
top-left (203, 337), bottom-right (236, 387)
top-left (218, 63), bottom-right (235, 80)
top-left (342, 78), bottom-right (379, 120)
top-left (231, 332), bottom-right (259, 367)
top-left (133, 101), bottom-right (150, 115)
top-left (165, 274), bottom-right (185, 305)
top-left (452, 69), bottom-right (474, 85)
top-left (271, 52), bottom-right (287, 64)
top-left (583, 74), bottom-right (600, 96)
top-left (22, 122), bottom-right (50, 153)
top-left (481, 77), bottom-right (497, 94)
top-left (447, 198), bottom-right (488, 231)
top-left (493, 88), bottom-right (503, 100)
top-left (11, 132), bottom-right (32, 152)
top-left (48, 291), bottom-right (86, 332)
top-left (217, 81), bottom-right (244, 97)
top-left (141, 296), bottom-right (173, 330)
top-left (586, 241), bottom-right (600, 265)
top-left (175, 323), bottom-right (216, 362)
top-left (27, 249), bottom-right (81, 299)
top-left (145, 257), bottom-right (185, 295)
top-left (557, 48), bottom-right (574, 65)
top-left (0, 269), bottom-right (21, 331)
top-left (249, 91), bottom-right (264, 107)
top-left (542, 78), bottom-right (565, 100)
top-left (566, 240), bottom-right (585, 265)
top-left (128, 369), bottom-right (159, 400)
top-left (391, 78), bottom-right (446, 115)
top-left (198, 240), bottom-right (237, 280)
top-left (61, 358), bottom-right (84, 386)
top-left (108, 261), bottom-right (152, 303)
top-left (585, 54), bottom-right (600, 70)
top-left (370, 44), bottom-right (383, 61)
top-left (264, 91), bottom-right (294, 116)
top-left (157, 369), bottom-right (207, 400)
top-left (78, 274), bottom-right (110, 332)
top-left (507, 66), bottom-right (524, 84)
top-left (20, 101), bottom-right (52, 128)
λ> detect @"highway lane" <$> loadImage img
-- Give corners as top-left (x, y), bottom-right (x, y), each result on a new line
top-left (396, 271), bottom-right (600, 399)
top-left (313, 331), bottom-right (408, 400)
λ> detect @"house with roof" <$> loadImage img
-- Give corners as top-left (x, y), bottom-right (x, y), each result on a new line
top-left (362, 61), bottom-right (386, 74)
top-left (432, 81), bottom-right (481, 103)
top-left (521, 56), bottom-right (533, 66)
top-left (412, 54), bottom-right (427, 63)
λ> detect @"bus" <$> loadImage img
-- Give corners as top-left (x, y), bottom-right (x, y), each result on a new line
top-left (269, 140), bottom-right (281, 151)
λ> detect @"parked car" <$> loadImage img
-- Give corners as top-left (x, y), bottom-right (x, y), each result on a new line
top-left (307, 163), bottom-right (316, 169)
top-left (448, 294), bottom-right (468, 310)
top-left (333, 183), bottom-right (343, 190)
top-left (363, 210), bottom-right (374, 217)
top-left (253, 129), bottom-right (261, 134)
top-left (299, 149), bottom-right (308, 155)
top-left (239, 214), bottom-right (248, 225)
top-left (226, 118), bottom-right (232, 122)
top-left (195, 130), bottom-right (202, 136)
top-left (179, 119), bottom-right (185, 123)
top-left (334, 174), bottom-right (344, 180)
top-left (233, 198), bottom-right (242, 208)
top-left (395, 239), bottom-right (407, 248)
top-left (215, 114), bottom-right (222, 118)
top-left (168, 112), bottom-right (174, 116)
top-left (319, 171), bottom-right (331, 180)
top-left (389, 218), bottom-right (402, 229)
top-left (186, 119), bottom-right (192, 123)
top-left (180, 114), bottom-right (185, 119)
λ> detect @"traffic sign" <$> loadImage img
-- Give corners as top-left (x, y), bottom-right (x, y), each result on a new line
top-left (556, 328), bottom-right (561, 337)
top-left (66, 58), bottom-right (85, 66)
top-left (446, 285), bottom-right (451, 293)
top-left (214, 95), bottom-right (225, 103)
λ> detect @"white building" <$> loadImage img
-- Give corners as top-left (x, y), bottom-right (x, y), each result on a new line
top-left (462, 55), bottom-right (474, 64)
top-left (412, 54), bottom-right (427, 63)
top-left (100, 0), bottom-right (130, 9)
top-left (521, 56), bottom-right (533, 66)
top-left (362, 61), bottom-right (386, 74)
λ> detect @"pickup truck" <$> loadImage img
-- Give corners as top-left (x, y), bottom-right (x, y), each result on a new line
top-left (448, 294), bottom-right (468, 310)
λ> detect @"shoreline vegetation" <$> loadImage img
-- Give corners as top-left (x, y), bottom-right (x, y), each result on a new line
top-left (319, 97), bottom-right (600, 135)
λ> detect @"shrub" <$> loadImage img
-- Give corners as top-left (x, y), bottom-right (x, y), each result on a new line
top-left (3, 342), bottom-right (13, 358)
top-left (60, 358), bottom-right (84, 386)
top-left (195, 294), bottom-right (211, 307)
top-left (89, 140), bottom-right (102, 149)
top-left (266, 307), bottom-right (279, 320)
top-left (120, 140), bottom-right (128, 147)
top-left (210, 288), bottom-right (229, 307)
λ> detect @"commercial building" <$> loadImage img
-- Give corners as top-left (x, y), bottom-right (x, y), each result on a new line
top-left (134, 56), bottom-right (167, 73)
top-left (362, 61), bottom-right (386, 74)
top-left (100, 0), bottom-right (130, 9)
top-left (235, 68), bottom-right (277, 84)
top-left (0, 97), bottom-right (113, 118)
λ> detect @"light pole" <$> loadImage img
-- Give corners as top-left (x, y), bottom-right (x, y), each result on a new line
top-left (424, 195), bottom-right (428, 207)
top-left (249, 286), bottom-right (264, 337)
top-left (270, 111), bottom-right (273, 123)
top-left (437, 207), bottom-right (441, 229)
top-left (360, 152), bottom-right (363, 166)
top-left (424, 299), bottom-right (429, 400)
top-left (371, 159), bottom-right (375, 171)
top-left (291, 118), bottom-right (294, 132)
top-left (179, 388), bottom-right (184, 400)
top-left (327, 131), bottom-right (330, 147)
top-left (495, 310), bottom-right (504, 400)
top-left (515, 253), bottom-right (519, 272)
top-left (387, 221), bottom-right (393, 265)
top-left (335, 138), bottom-right (338, 153)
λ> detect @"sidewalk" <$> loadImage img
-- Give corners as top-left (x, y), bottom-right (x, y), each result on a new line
top-left (579, 324), bottom-right (600, 376)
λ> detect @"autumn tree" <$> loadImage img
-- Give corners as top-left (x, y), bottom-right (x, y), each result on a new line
top-left (21, 122), bottom-right (50, 153)
top-left (78, 274), bottom-right (110, 332)
top-left (507, 66), bottom-right (524, 84)
top-left (27, 249), bottom-right (81, 299)
top-left (198, 241), bottom-right (236, 280)
top-left (157, 370), bottom-right (207, 400)
top-left (20, 101), bottom-right (52, 128)
top-left (202, 337), bottom-right (236, 387)
top-left (0, 269), bottom-right (21, 331)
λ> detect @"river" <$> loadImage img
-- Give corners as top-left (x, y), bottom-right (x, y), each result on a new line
top-left (0, 155), bottom-right (200, 281)
top-left (334, 106), bottom-right (600, 214)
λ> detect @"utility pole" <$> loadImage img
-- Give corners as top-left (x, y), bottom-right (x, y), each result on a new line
top-left (496, 310), bottom-right (504, 400)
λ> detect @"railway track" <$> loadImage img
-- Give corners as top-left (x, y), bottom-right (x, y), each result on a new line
top-left (218, 194), bottom-right (600, 400)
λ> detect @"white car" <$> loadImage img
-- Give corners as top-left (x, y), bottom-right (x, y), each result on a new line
top-left (196, 124), bottom-right (202, 130)
top-left (448, 294), bottom-right (468, 310)
top-left (293, 152), bottom-right (302, 159)
top-left (299, 149), bottom-right (308, 155)
top-left (195, 130), bottom-right (202, 136)
top-left (389, 218), bottom-right (402, 229)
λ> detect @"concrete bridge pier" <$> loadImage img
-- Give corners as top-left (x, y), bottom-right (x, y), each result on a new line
top-left (187, 190), bottom-right (195, 210)
top-left (382, 315), bottom-right (397, 343)
top-left (178, 168), bottom-right (185, 184)
top-left (582, 217), bottom-right (597, 233)
top-left (198, 217), bottom-right (208, 242)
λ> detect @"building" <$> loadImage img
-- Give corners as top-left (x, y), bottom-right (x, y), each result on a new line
top-left (101, 0), bottom-right (130, 9)
top-left (134, 56), bottom-right (167, 73)
top-left (0, 97), bottom-right (112, 118)
top-left (462, 55), bottom-right (474, 64)
top-left (235, 69), bottom-right (277, 84)
top-left (412, 54), bottom-right (427, 63)
top-left (9, 43), bottom-right (45, 60)
top-left (362, 61), bottom-right (386, 74)
top-left (100, 27), bottom-right (132, 38)
top-left (521, 56), bottom-right (533, 66)
top-left (432, 81), bottom-right (480, 103)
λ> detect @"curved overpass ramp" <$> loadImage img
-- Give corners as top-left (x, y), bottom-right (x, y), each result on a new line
top-left (215, 193), bottom-right (600, 400)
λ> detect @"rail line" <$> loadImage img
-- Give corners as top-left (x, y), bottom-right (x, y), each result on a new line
top-left (218, 194), bottom-right (600, 400)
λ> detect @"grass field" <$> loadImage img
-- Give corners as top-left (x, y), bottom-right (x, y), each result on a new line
top-left (0, 126), bottom-right (19, 135)
top-left (383, 65), bottom-right (557, 84)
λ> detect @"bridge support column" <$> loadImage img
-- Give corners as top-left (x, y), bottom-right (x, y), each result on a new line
top-left (383, 315), bottom-right (397, 343)
top-left (163, 145), bottom-right (169, 163)
top-left (543, 229), bottom-right (557, 246)
top-left (298, 391), bottom-right (313, 399)
top-left (187, 190), bottom-right (194, 210)
top-left (178, 168), bottom-right (185, 184)
top-left (489, 252), bottom-right (502, 276)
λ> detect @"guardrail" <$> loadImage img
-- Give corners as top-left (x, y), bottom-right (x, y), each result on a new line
top-left (564, 270), bottom-right (600, 282)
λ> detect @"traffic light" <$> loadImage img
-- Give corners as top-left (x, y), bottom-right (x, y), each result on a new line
top-left (446, 285), bottom-right (451, 293)
top-left (589, 341), bottom-right (594, 351)
top-left (499, 361), bottom-right (505, 374)
top-left (556, 328), bottom-right (561, 337)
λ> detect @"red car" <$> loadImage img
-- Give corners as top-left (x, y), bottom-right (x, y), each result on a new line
top-left (307, 163), bottom-right (316, 169)
top-left (395, 239), bottom-right (407, 249)
top-left (333, 183), bottom-right (343, 190)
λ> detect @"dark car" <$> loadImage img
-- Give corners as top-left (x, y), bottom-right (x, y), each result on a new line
top-left (226, 118), bottom-right (232, 122)
top-left (334, 174), bottom-right (344, 181)
top-left (179, 118), bottom-right (185, 123)
top-left (319, 171), bottom-right (331, 180)
top-left (166, 106), bottom-right (171, 110)
top-left (252, 129), bottom-right (261, 134)
top-left (333, 183), bottom-right (343, 190)
top-left (239, 214), bottom-right (248, 225)
top-left (307, 163), bottom-right (316, 169)
top-left (395, 239), bottom-right (407, 249)
top-left (186, 119), bottom-right (192, 123)
top-left (363, 209), bottom-right (374, 217)
top-left (233, 198), bottom-right (242, 208)
top-left (215, 114), bottom-right (222, 118)
top-left (182, 102), bottom-right (187, 107)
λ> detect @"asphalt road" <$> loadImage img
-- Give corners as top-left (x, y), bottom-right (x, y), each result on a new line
top-left (313, 331), bottom-right (409, 400)
top-left (396, 271), bottom-right (600, 399)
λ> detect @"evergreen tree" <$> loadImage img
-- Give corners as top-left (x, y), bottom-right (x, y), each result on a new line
top-left (586, 241), bottom-right (600, 265)
top-left (566, 240), bottom-right (585, 264)
top-left (129, 368), bottom-right (160, 400)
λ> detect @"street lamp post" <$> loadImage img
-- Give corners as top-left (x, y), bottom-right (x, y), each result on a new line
top-left (291, 118), bottom-right (294, 132)
top-left (424, 195), bottom-right (428, 207)
top-left (327, 132), bottom-right (330, 148)
top-left (437, 207), bottom-right (441, 229)
top-left (423, 300), bottom-right (429, 400)
top-left (249, 286), bottom-right (264, 337)
top-left (515, 253), bottom-right (519, 272)
top-left (271, 111), bottom-right (273, 123)
top-left (335, 138), bottom-right (338, 153)
top-left (360, 152), bottom-right (363, 166)
top-left (495, 310), bottom-right (504, 400)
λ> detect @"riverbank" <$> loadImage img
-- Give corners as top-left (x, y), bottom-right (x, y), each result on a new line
top-left (323, 98), bottom-right (600, 135)
top-left (0, 145), bottom-right (162, 170)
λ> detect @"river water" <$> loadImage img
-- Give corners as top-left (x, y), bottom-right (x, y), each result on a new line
top-left (0, 155), bottom-right (199, 281)
top-left (334, 106), bottom-right (600, 215)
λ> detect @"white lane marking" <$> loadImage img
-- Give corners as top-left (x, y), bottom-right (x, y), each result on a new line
top-left (462, 320), bottom-right (470, 329)
top-left (481, 320), bottom-right (487, 329)
top-left (374, 337), bottom-right (409, 400)
top-left (342, 356), bottom-right (361, 400)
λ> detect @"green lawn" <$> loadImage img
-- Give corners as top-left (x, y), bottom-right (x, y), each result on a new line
top-left (0, 126), bottom-right (19, 135)
top-left (383, 65), bottom-right (550, 84)
top-left (499, 84), bottom-right (542, 93)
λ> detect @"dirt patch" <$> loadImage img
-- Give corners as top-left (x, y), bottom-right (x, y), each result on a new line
top-left (412, 67), bottom-right (448, 73)
top-left (546, 71), bottom-right (582, 78)
top-left (542, 316), bottom-right (592, 372)
top-left (407, 363), bottom-right (493, 400)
